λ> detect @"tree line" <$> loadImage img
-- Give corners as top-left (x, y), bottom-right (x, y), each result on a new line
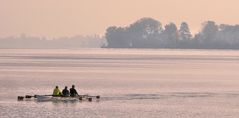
top-left (104, 18), bottom-right (239, 49)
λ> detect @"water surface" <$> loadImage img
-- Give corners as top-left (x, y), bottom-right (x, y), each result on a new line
top-left (0, 49), bottom-right (239, 118)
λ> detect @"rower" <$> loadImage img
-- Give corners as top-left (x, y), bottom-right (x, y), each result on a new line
top-left (62, 86), bottom-right (70, 97)
top-left (53, 86), bottom-right (61, 97)
top-left (70, 85), bottom-right (78, 97)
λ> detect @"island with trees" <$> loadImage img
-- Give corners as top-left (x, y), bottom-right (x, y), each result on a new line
top-left (104, 18), bottom-right (239, 49)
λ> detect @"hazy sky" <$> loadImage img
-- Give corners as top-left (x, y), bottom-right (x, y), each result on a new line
top-left (0, 0), bottom-right (238, 38)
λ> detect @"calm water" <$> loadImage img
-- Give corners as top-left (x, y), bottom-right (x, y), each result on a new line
top-left (0, 49), bottom-right (239, 118)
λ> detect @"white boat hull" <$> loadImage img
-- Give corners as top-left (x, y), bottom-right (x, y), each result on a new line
top-left (36, 95), bottom-right (90, 102)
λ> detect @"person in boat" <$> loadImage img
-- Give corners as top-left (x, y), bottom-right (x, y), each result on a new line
top-left (70, 85), bottom-right (78, 97)
top-left (62, 86), bottom-right (70, 97)
top-left (53, 86), bottom-right (61, 96)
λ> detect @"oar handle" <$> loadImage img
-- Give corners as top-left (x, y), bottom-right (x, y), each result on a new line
top-left (34, 95), bottom-right (53, 98)
top-left (25, 95), bottom-right (33, 98)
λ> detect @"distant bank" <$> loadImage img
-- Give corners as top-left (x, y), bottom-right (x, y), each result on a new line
top-left (0, 34), bottom-right (105, 49)
top-left (1, 17), bottom-right (239, 49)
top-left (104, 17), bottom-right (239, 49)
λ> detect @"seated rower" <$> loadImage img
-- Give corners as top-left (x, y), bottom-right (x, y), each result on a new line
top-left (53, 86), bottom-right (61, 97)
top-left (62, 86), bottom-right (70, 97)
top-left (70, 85), bottom-right (78, 97)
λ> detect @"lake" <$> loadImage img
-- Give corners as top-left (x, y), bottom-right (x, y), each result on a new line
top-left (0, 49), bottom-right (239, 118)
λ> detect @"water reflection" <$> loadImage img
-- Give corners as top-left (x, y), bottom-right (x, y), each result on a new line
top-left (51, 100), bottom-right (78, 107)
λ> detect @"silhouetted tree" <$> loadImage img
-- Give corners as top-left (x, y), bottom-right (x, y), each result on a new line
top-left (105, 26), bottom-right (130, 48)
top-left (127, 17), bottom-right (162, 48)
top-left (161, 23), bottom-right (179, 48)
top-left (216, 24), bottom-right (239, 48)
top-left (178, 22), bottom-right (192, 48)
top-left (105, 17), bottom-right (163, 48)
top-left (179, 22), bottom-right (192, 41)
top-left (199, 21), bottom-right (219, 48)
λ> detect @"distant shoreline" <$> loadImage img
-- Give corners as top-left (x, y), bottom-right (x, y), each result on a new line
top-left (1, 47), bottom-right (239, 51)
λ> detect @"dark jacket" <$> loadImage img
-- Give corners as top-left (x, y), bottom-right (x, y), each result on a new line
top-left (62, 88), bottom-right (70, 97)
top-left (70, 88), bottom-right (78, 97)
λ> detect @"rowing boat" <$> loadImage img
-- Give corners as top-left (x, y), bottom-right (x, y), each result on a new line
top-left (18, 94), bottom-right (100, 102)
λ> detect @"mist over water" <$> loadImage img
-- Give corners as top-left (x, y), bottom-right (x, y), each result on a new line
top-left (0, 49), bottom-right (239, 118)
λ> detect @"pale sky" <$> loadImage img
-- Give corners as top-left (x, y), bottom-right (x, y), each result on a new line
top-left (0, 0), bottom-right (238, 38)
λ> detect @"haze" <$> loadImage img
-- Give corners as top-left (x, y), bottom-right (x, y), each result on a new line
top-left (0, 0), bottom-right (238, 37)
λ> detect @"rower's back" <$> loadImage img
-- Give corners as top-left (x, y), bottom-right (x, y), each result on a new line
top-left (53, 86), bottom-right (61, 96)
top-left (62, 86), bottom-right (70, 97)
top-left (70, 85), bottom-right (78, 97)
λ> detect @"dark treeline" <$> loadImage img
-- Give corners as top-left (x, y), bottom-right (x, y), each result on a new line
top-left (104, 18), bottom-right (239, 49)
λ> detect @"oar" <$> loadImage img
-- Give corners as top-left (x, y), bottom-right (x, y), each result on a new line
top-left (86, 95), bottom-right (100, 101)
top-left (18, 96), bottom-right (24, 101)
top-left (75, 95), bottom-right (99, 101)
top-left (25, 95), bottom-right (35, 98)
top-left (25, 95), bottom-right (53, 98)
top-left (77, 94), bottom-right (86, 100)
top-left (77, 95), bottom-right (100, 99)
top-left (79, 95), bottom-right (92, 102)
top-left (34, 95), bottom-right (53, 98)
top-left (88, 95), bottom-right (101, 99)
